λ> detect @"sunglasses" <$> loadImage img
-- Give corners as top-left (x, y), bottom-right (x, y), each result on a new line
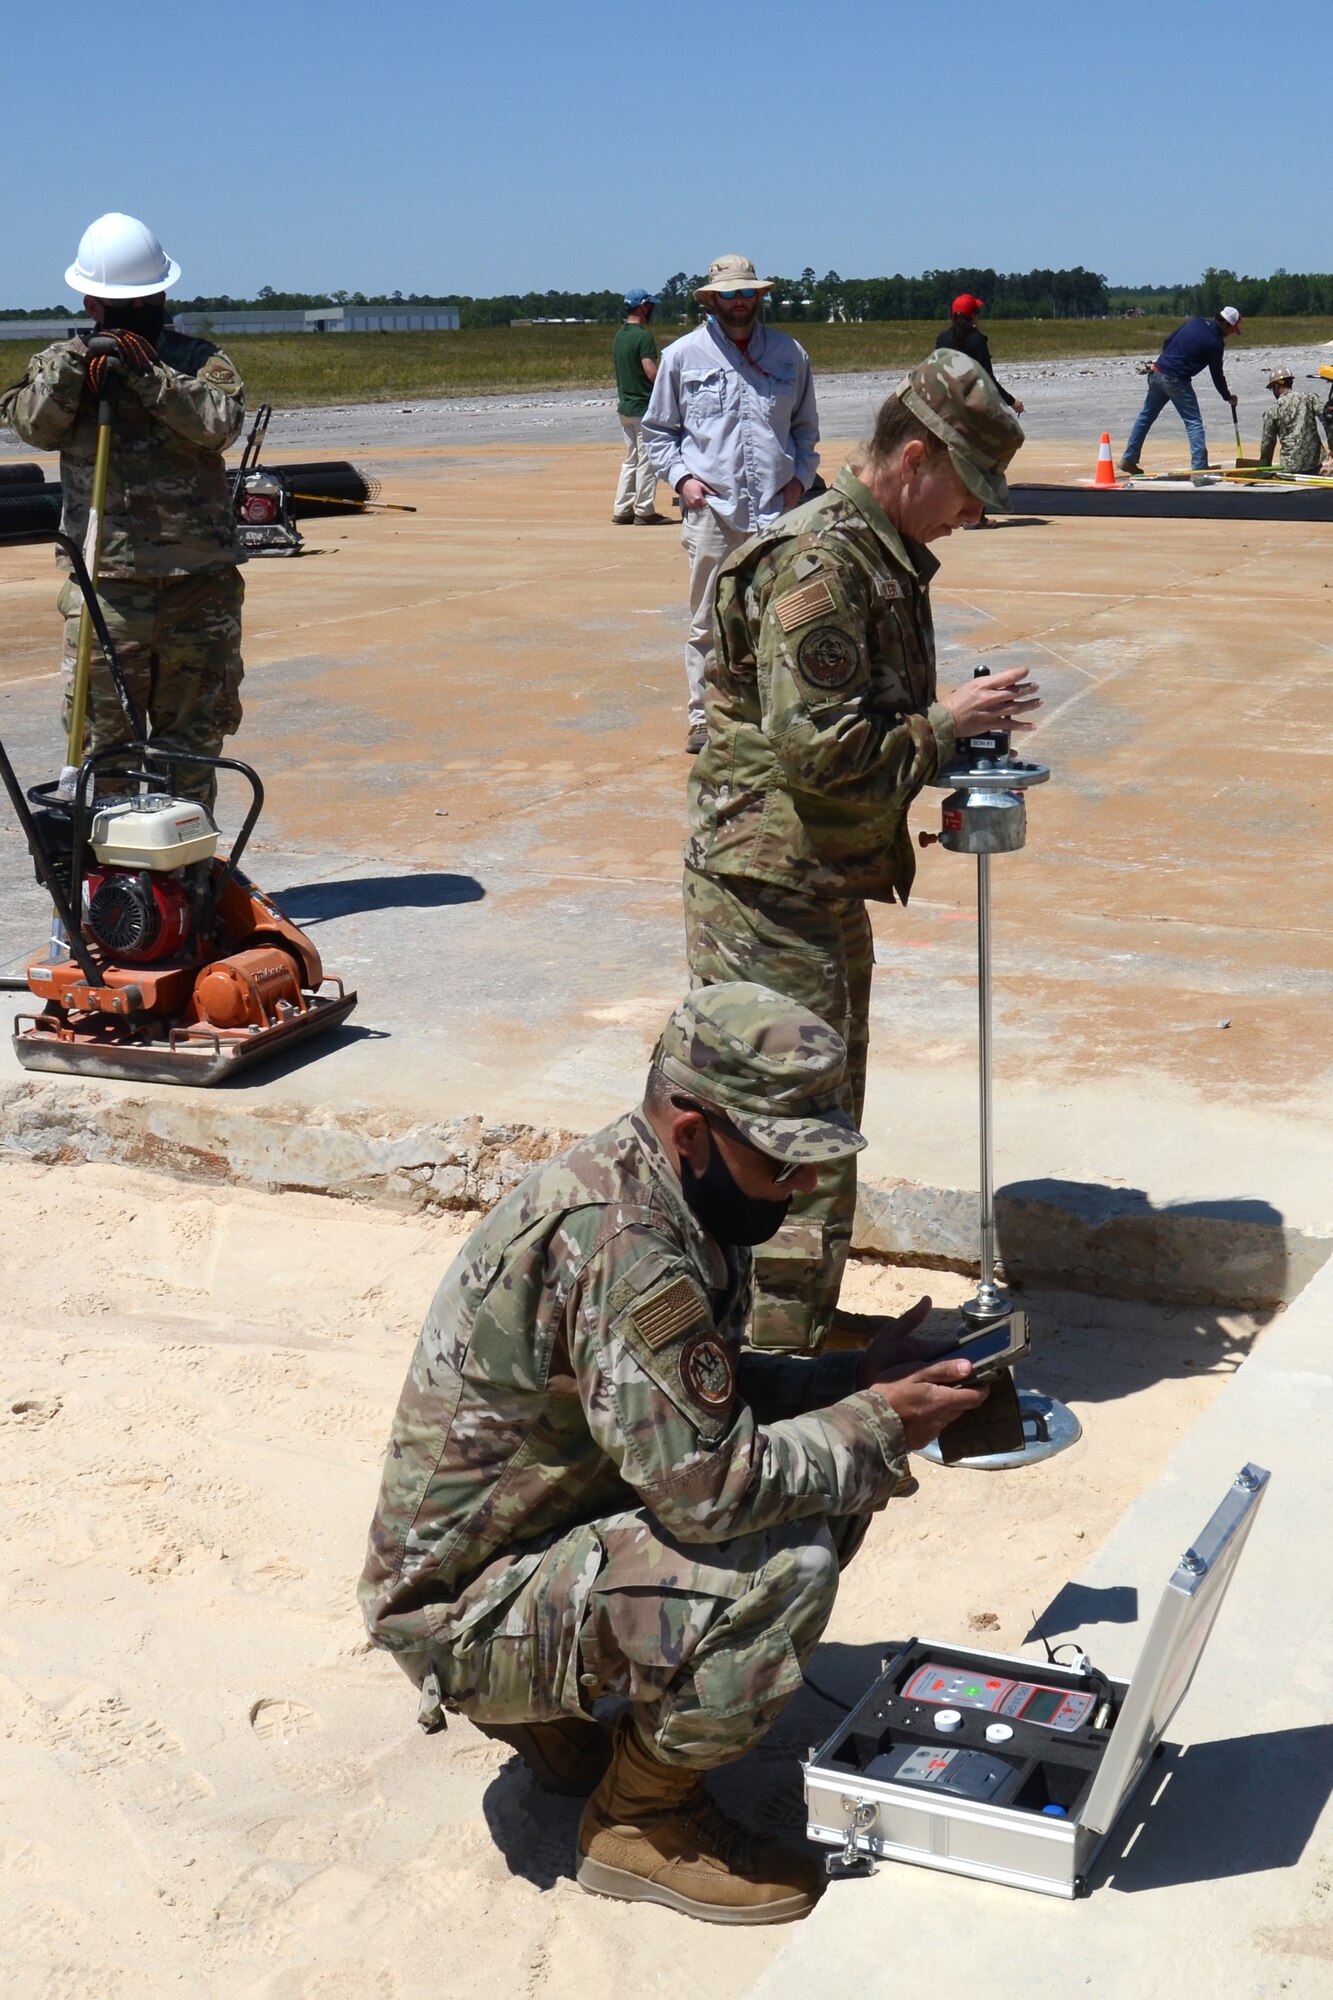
top-left (671, 1095), bottom-right (805, 1183)
top-left (714, 288), bottom-right (761, 301)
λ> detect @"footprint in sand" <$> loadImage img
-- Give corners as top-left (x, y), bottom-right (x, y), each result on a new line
top-left (249, 1697), bottom-right (322, 1744)
top-left (6, 1394), bottom-right (61, 1424)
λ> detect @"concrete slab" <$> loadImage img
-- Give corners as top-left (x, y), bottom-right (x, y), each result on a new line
top-left (0, 433), bottom-right (1328, 1302)
top-left (744, 1243), bottom-right (1333, 1999)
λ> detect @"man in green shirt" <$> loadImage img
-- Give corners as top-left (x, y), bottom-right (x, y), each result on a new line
top-left (611, 289), bottom-right (668, 525)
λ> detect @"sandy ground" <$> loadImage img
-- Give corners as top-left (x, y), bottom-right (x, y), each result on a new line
top-left (0, 1158), bottom-right (1271, 1998)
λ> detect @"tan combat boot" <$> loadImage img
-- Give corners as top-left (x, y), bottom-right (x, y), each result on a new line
top-left (576, 1715), bottom-right (823, 1924)
top-left (475, 1717), bottom-right (611, 1796)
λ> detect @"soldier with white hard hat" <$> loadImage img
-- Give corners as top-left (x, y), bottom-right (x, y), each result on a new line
top-left (0, 213), bottom-right (247, 808)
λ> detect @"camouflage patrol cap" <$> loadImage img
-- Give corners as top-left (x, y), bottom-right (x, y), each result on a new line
top-left (652, 982), bottom-right (867, 1166)
top-left (894, 349), bottom-right (1025, 512)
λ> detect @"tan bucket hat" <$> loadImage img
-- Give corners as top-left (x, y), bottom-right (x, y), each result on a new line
top-left (695, 254), bottom-right (774, 300)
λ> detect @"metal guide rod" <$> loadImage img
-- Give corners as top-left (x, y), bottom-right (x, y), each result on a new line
top-left (975, 850), bottom-right (1001, 1315)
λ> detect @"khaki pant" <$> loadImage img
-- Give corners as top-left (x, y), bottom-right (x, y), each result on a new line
top-left (405, 1505), bottom-right (868, 1770)
top-left (684, 865), bottom-right (874, 1352)
top-left (612, 416), bottom-right (658, 520)
top-left (680, 504), bottom-right (750, 728)
top-left (59, 567), bottom-right (245, 809)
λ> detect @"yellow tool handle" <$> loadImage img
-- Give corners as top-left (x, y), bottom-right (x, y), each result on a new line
top-left (286, 490), bottom-right (417, 513)
top-left (64, 388), bottom-right (118, 767)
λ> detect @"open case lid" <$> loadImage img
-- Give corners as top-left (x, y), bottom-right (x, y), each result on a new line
top-left (1082, 1462), bottom-right (1270, 1836)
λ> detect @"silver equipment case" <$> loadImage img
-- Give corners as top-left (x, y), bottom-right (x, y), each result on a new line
top-left (804, 1463), bottom-right (1269, 1899)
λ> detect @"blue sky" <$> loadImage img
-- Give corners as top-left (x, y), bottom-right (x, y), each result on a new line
top-left (6, 0), bottom-right (1323, 305)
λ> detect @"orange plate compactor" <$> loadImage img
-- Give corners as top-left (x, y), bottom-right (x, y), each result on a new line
top-left (1, 542), bottom-right (355, 1085)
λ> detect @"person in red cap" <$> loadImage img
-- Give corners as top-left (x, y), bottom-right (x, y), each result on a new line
top-left (932, 296), bottom-right (1023, 525)
top-left (934, 295), bottom-right (1024, 416)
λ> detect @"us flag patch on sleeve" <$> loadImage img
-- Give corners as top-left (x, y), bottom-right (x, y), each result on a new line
top-left (630, 1274), bottom-right (709, 1351)
top-left (773, 576), bottom-right (837, 632)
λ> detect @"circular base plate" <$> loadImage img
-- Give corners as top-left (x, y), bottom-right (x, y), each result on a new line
top-left (916, 1390), bottom-right (1082, 1471)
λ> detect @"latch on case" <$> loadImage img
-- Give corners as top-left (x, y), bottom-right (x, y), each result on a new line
top-left (827, 1795), bottom-right (879, 1879)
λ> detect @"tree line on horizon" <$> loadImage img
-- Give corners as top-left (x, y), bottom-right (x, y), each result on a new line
top-left (3, 265), bottom-right (1329, 326)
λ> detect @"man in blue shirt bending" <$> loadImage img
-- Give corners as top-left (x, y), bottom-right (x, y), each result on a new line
top-left (1119, 306), bottom-right (1242, 474)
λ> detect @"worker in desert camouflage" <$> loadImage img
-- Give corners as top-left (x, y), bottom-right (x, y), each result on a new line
top-left (360, 982), bottom-right (987, 1925)
top-left (684, 351), bottom-right (1040, 1356)
top-left (1257, 365), bottom-right (1330, 475)
top-left (0, 212), bottom-right (246, 809)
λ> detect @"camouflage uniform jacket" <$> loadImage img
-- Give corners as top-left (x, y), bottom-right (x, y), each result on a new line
top-left (1258, 390), bottom-right (1326, 475)
top-left (685, 465), bottom-right (955, 905)
top-left (360, 1109), bottom-right (907, 1656)
top-left (0, 327), bottom-right (245, 578)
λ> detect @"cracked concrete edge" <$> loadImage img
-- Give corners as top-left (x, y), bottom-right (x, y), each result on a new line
top-left (0, 1080), bottom-right (1325, 1307)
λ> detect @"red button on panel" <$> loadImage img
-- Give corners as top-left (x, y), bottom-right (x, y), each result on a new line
top-left (986, 1680), bottom-right (1001, 1689)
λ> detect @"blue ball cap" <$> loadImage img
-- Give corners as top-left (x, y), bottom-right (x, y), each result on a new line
top-left (624, 287), bottom-right (656, 307)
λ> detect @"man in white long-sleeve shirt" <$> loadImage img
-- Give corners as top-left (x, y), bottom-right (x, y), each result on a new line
top-left (643, 254), bottom-right (819, 753)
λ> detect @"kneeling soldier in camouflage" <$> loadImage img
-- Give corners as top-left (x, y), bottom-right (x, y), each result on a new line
top-left (360, 983), bottom-right (986, 1924)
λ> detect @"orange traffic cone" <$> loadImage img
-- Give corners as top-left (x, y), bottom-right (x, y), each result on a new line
top-left (1093, 433), bottom-right (1119, 487)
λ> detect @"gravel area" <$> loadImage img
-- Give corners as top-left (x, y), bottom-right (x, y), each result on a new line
top-left (4, 345), bottom-right (1326, 461)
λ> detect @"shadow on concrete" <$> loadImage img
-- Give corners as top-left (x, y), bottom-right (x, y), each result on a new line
top-left (1024, 1583), bottom-right (1139, 1644)
top-left (274, 872), bottom-right (486, 924)
top-left (987, 515), bottom-right (1049, 528)
top-left (1097, 1726), bottom-right (1333, 1893)
top-left (223, 1021), bottom-right (392, 1090)
top-left (996, 1176), bottom-right (1305, 1312)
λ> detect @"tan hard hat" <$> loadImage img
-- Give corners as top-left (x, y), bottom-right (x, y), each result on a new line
top-left (695, 254), bottom-right (773, 300)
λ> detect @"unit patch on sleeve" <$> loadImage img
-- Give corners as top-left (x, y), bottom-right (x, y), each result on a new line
top-left (773, 576), bottom-right (837, 633)
top-left (629, 1273), bottom-right (710, 1352)
top-left (797, 624), bottom-right (860, 689)
top-left (680, 1330), bottom-right (735, 1411)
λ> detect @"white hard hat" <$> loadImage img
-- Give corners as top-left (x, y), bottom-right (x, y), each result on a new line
top-left (65, 212), bottom-right (181, 299)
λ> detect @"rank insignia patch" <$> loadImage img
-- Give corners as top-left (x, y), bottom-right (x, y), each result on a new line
top-left (773, 576), bottom-right (837, 632)
top-left (680, 1331), bottom-right (735, 1411)
top-left (797, 625), bottom-right (860, 689)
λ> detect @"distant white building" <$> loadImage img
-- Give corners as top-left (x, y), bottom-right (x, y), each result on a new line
top-left (0, 317), bottom-right (91, 342)
top-left (174, 306), bottom-right (461, 335)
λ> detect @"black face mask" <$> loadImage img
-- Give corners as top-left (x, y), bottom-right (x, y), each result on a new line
top-left (101, 296), bottom-right (167, 342)
top-left (679, 1131), bottom-right (791, 1246)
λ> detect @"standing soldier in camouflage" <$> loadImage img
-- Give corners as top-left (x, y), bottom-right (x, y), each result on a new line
top-left (0, 213), bottom-right (246, 809)
top-left (1257, 365), bottom-right (1330, 475)
top-left (360, 982), bottom-right (987, 1925)
top-left (683, 352), bottom-right (1040, 1355)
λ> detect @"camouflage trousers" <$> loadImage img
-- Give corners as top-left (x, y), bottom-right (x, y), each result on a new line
top-left (410, 1506), bottom-right (868, 1770)
top-left (58, 567), bottom-right (245, 809)
top-left (683, 865), bottom-right (873, 1352)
